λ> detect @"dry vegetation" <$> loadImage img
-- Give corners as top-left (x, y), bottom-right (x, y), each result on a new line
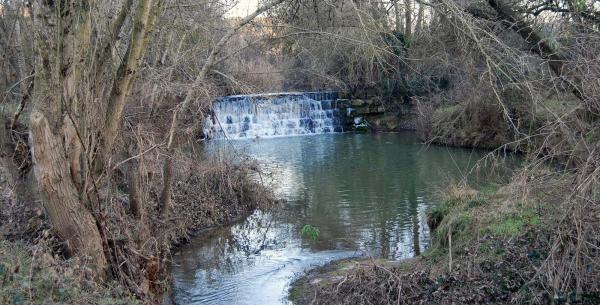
top-left (292, 175), bottom-right (593, 304)
top-left (0, 0), bottom-right (278, 303)
top-left (284, 0), bottom-right (600, 304)
top-left (1, 0), bottom-right (600, 304)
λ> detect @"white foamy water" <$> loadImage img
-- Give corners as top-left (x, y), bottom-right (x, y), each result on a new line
top-left (203, 92), bottom-right (343, 139)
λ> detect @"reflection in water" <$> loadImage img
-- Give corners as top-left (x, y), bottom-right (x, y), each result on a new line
top-left (172, 133), bottom-right (504, 305)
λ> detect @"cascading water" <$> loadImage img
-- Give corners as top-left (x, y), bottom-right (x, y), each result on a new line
top-left (203, 91), bottom-right (342, 139)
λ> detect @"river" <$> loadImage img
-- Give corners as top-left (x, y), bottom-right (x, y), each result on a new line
top-left (171, 132), bottom-right (496, 305)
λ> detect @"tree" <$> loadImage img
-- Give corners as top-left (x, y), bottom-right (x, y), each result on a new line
top-left (404, 0), bottom-right (412, 38)
top-left (159, 0), bottom-right (289, 215)
top-left (415, 1), bottom-right (425, 33)
top-left (25, 0), bottom-right (162, 278)
top-left (394, 0), bottom-right (405, 33)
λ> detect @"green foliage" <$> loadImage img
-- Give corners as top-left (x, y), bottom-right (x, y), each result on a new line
top-left (425, 185), bottom-right (505, 262)
top-left (486, 207), bottom-right (541, 237)
top-left (466, 195), bottom-right (489, 208)
top-left (432, 212), bottom-right (472, 249)
top-left (428, 193), bottom-right (488, 227)
top-left (383, 31), bottom-right (408, 56)
top-left (488, 218), bottom-right (525, 236)
top-left (478, 240), bottom-right (506, 258)
top-left (300, 225), bottom-right (320, 241)
top-left (573, 0), bottom-right (586, 12)
top-left (479, 184), bottom-right (500, 196)
top-left (427, 205), bottom-right (448, 229)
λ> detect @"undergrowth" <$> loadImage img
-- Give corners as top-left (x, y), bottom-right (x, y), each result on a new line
top-left (0, 240), bottom-right (137, 305)
top-left (424, 183), bottom-right (544, 265)
top-left (292, 174), bottom-right (586, 305)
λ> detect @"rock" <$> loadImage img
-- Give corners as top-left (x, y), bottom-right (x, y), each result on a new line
top-left (371, 114), bottom-right (400, 131)
top-left (350, 99), bottom-right (366, 107)
top-left (354, 126), bottom-right (369, 133)
top-left (354, 121), bottom-right (369, 133)
top-left (339, 91), bottom-right (351, 99)
top-left (336, 99), bottom-right (350, 108)
top-left (355, 107), bottom-right (373, 115)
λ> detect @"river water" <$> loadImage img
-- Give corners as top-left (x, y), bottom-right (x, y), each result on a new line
top-left (171, 132), bottom-right (496, 305)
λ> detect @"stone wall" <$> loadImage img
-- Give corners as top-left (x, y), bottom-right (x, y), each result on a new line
top-left (336, 98), bottom-right (416, 132)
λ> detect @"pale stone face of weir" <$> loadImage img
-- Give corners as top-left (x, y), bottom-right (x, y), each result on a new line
top-left (203, 91), bottom-right (392, 140)
top-left (204, 92), bottom-right (343, 139)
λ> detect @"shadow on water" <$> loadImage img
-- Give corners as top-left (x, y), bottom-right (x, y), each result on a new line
top-left (171, 132), bottom-right (516, 305)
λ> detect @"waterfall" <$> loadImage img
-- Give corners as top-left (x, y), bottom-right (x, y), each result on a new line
top-left (203, 92), bottom-right (343, 139)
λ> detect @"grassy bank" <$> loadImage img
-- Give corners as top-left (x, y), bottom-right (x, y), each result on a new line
top-left (0, 240), bottom-right (139, 305)
top-left (289, 170), bottom-right (599, 304)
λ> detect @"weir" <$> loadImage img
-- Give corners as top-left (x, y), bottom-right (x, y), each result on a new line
top-left (203, 91), bottom-right (343, 139)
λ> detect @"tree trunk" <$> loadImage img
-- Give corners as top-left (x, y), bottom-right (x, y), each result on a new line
top-left (100, 0), bottom-right (161, 166)
top-left (404, 0), bottom-right (412, 38)
top-left (394, 0), bottom-right (404, 33)
top-left (14, 12), bottom-right (27, 99)
top-left (159, 158), bottom-right (174, 216)
top-left (128, 157), bottom-right (143, 219)
top-left (62, 115), bottom-right (83, 191)
top-left (416, 1), bottom-right (425, 33)
top-left (30, 111), bottom-right (107, 278)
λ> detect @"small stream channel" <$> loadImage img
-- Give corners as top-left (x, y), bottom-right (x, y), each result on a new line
top-left (171, 132), bottom-right (500, 305)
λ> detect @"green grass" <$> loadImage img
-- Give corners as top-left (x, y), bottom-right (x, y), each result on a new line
top-left (428, 193), bottom-right (489, 227)
top-left (488, 217), bottom-right (525, 236)
top-left (425, 184), bottom-right (535, 261)
top-left (535, 97), bottom-right (580, 120)
top-left (466, 195), bottom-right (489, 208)
top-left (479, 184), bottom-right (500, 196)
top-left (433, 212), bottom-right (472, 248)
top-left (0, 240), bottom-right (138, 305)
top-left (477, 240), bottom-right (506, 258)
top-left (486, 206), bottom-right (541, 237)
top-left (433, 104), bottom-right (463, 119)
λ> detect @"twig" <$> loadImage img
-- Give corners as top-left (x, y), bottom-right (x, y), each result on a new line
top-left (112, 144), bottom-right (162, 170)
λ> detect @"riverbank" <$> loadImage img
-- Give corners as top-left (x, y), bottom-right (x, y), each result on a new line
top-left (171, 132), bottom-right (480, 304)
top-left (0, 157), bottom-right (272, 304)
top-left (289, 171), bottom-right (599, 304)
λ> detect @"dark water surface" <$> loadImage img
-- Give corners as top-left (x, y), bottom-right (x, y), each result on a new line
top-left (171, 133), bottom-right (496, 305)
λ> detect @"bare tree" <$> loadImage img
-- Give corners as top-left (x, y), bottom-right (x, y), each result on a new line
top-left (394, 0), bottom-right (405, 32)
top-left (22, 0), bottom-right (163, 278)
top-left (404, 0), bottom-right (412, 38)
top-left (159, 0), bottom-right (289, 215)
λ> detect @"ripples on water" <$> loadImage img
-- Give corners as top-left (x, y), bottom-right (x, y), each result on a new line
top-left (171, 133), bottom-right (509, 305)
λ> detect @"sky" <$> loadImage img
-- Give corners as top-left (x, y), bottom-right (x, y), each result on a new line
top-left (228, 0), bottom-right (260, 17)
